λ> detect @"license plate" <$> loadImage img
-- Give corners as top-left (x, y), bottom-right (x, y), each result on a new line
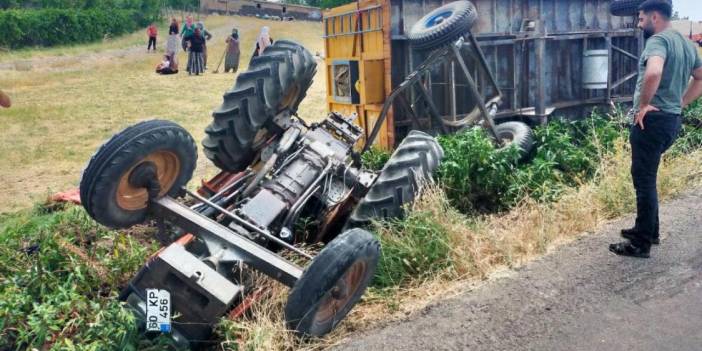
top-left (145, 289), bottom-right (171, 333)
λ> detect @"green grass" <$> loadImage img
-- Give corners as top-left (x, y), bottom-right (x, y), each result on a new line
top-left (0, 205), bottom-right (172, 350)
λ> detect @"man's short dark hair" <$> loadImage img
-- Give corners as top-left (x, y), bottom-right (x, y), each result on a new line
top-left (638, 0), bottom-right (673, 19)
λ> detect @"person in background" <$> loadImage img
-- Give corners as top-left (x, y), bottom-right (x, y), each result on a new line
top-left (185, 28), bottom-right (206, 75)
top-left (224, 28), bottom-right (240, 73)
top-left (180, 16), bottom-right (196, 51)
top-left (169, 17), bottom-right (179, 36)
top-left (195, 21), bottom-right (213, 69)
top-left (609, 0), bottom-right (702, 258)
top-left (146, 22), bottom-right (158, 52)
top-left (156, 53), bottom-right (178, 75)
top-left (166, 18), bottom-right (179, 66)
top-left (0, 90), bottom-right (10, 108)
top-left (252, 26), bottom-right (273, 59)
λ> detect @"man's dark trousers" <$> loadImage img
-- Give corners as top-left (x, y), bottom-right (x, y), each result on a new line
top-left (630, 111), bottom-right (681, 247)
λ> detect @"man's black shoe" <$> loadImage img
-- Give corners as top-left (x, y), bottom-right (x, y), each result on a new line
top-left (620, 227), bottom-right (660, 245)
top-left (609, 241), bottom-right (650, 258)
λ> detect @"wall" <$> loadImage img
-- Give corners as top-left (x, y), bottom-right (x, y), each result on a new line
top-left (201, 0), bottom-right (322, 21)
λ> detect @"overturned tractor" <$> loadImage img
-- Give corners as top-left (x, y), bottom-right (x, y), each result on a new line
top-left (80, 40), bottom-right (443, 347)
top-left (79, 1), bottom-right (542, 346)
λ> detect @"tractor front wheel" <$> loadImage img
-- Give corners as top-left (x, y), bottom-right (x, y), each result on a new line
top-left (79, 120), bottom-right (197, 228)
top-left (285, 228), bottom-right (380, 336)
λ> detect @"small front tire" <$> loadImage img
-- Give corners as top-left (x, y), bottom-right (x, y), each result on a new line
top-left (79, 120), bottom-right (197, 228)
top-left (285, 228), bottom-right (380, 336)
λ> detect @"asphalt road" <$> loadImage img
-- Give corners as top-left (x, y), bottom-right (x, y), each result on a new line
top-left (336, 188), bottom-right (702, 351)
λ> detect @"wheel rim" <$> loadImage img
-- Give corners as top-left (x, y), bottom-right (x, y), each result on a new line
top-left (115, 150), bottom-right (181, 210)
top-left (425, 10), bottom-right (453, 28)
top-left (499, 131), bottom-right (515, 146)
top-left (311, 260), bottom-right (368, 332)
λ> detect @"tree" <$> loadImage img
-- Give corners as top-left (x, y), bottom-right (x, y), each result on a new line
top-left (281, 0), bottom-right (353, 8)
top-left (320, 0), bottom-right (353, 9)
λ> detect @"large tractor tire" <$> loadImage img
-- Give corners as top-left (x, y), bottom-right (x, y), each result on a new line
top-left (202, 40), bottom-right (316, 172)
top-left (79, 120), bottom-right (197, 228)
top-left (346, 131), bottom-right (444, 228)
top-left (408, 0), bottom-right (477, 51)
top-left (494, 121), bottom-right (534, 163)
top-left (285, 228), bottom-right (379, 336)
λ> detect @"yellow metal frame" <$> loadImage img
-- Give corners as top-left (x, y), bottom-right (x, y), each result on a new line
top-left (323, 0), bottom-right (394, 150)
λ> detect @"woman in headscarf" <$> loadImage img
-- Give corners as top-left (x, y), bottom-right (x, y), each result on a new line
top-left (224, 28), bottom-right (240, 73)
top-left (195, 21), bottom-right (213, 69)
top-left (185, 28), bottom-right (206, 75)
top-left (180, 15), bottom-right (195, 51)
top-left (166, 18), bottom-right (179, 66)
top-left (252, 26), bottom-right (273, 58)
top-left (169, 17), bottom-right (179, 36)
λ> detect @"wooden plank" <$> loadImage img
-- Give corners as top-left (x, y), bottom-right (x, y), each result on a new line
top-left (382, 0), bottom-right (394, 148)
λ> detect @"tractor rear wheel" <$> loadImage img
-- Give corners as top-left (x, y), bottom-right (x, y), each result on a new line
top-left (202, 40), bottom-right (316, 172)
top-left (79, 120), bottom-right (197, 228)
top-left (346, 130), bottom-right (444, 228)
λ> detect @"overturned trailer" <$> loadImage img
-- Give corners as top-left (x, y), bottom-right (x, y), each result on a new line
top-left (324, 0), bottom-right (642, 148)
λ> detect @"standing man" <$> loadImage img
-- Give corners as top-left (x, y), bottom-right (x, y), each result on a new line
top-left (610, 0), bottom-right (702, 258)
top-left (146, 22), bottom-right (158, 52)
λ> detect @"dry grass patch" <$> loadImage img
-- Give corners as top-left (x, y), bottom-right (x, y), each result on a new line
top-left (0, 15), bottom-right (325, 213)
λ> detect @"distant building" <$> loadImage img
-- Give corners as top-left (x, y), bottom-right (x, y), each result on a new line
top-left (671, 20), bottom-right (702, 43)
top-left (200, 0), bottom-right (322, 21)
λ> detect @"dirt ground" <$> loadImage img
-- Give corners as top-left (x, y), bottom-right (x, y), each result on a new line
top-left (335, 187), bottom-right (702, 351)
top-left (0, 15), bottom-right (326, 213)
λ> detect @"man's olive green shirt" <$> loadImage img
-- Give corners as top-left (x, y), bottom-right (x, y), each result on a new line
top-left (633, 29), bottom-right (702, 115)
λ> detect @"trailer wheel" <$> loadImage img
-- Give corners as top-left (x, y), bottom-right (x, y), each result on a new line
top-left (202, 40), bottom-right (316, 172)
top-left (346, 130), bottom-right (444, 228)
top-left (285, 228), bottom-right (379, 337)
top-left (79, 120), bottom-right (197, 228)
top-left (495, 121), bottom-right (534, 162)
top-left (408, 0), bottom-right (477, 51)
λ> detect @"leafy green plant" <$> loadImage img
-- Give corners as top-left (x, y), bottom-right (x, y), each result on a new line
top-left (0, 6), bottom-right (160, 49)
top-left (361, 146), bottom-right (391, 171)
top-left (0, 206), bottom-right (166, 350)
top-left (437, 113), bottom-right (626, 213)
top-left (670, 99), bottom-right (702, 155)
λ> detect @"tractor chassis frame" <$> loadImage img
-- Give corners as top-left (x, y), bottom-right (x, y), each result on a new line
top-left (119, 195), bottom-right (306, 347)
